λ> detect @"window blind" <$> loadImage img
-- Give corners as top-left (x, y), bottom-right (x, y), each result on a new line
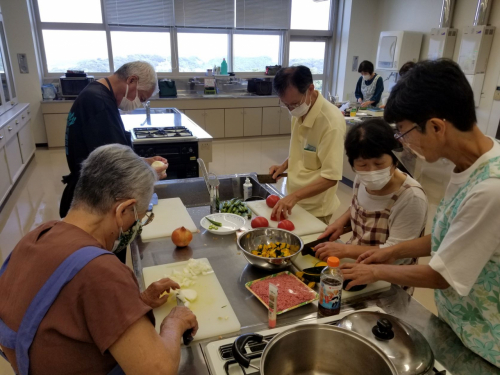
top-left (235, 0), bottom-right (291, 30)
top-left (174, 0), bottom-right (234, 28)
top-left (104, 0), bottom-right (174, 27)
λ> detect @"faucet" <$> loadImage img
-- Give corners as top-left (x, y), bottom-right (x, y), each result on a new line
top-left (197, 158), bottom-right (220, 214)
top-left (145, 101), bottom-right (151, 125)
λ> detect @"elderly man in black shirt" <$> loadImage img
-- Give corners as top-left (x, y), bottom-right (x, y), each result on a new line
top-left (61, 61), bottom-right (167, 222)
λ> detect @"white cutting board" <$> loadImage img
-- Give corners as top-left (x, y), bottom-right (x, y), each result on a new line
top-left (246, 200), bottom-right (327, 236)
top-left (141, 198), bottom-right (198, 241)
top-left (143, 259), bottom-right (241, 342)
top-left (293, 233), bottom-right (391, 301)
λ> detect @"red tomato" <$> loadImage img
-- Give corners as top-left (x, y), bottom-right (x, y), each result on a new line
top-left (251, 216), bottom-right (269, 228)
top-left (278, 220), bottom-right (295, 231)
top-left (266, 195), bottom-right (280, 208)
top-left (270, 213), bottom-right (278, 222)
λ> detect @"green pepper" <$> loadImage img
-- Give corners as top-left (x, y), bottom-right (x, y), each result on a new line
top-left (206, 218), bottom-right (222, 227)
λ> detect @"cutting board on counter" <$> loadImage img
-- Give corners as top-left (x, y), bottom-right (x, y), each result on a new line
top-left (293, 233), bottom-right (391, 301)
top-left (143, 258), bottom-right (241, 342)
top-left (246, 200), bottom-right (327, 236)
top-left (141, 198), bottom-right (198, 241)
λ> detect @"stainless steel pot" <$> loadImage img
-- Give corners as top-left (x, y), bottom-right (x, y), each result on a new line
top-left (337, 311), bottom-right (434, 375)
top-left (237, 228), bottom-right (303, 270)
top-left (232, 324), bottom-right (398, 375)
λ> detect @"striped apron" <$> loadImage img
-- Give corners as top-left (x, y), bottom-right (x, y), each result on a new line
top-left (0, 247), bottom-right (125, 375)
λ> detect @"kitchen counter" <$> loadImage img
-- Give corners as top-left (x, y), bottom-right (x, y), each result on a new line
top-left (131, 174), bottom-right (498, 375)
top-left (40, 93), bottom-right (278, 104)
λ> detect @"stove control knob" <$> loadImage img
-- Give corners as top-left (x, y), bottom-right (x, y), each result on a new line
top-left (188, 147), bottom-right (193, 154)
top-left (147, 148), bottom-right (154, 157)
top-left (181, 147), bottom-right (187, 154)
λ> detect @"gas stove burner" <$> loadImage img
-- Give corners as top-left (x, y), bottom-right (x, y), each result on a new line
top-left (133, 126), bottom-right (193, 139)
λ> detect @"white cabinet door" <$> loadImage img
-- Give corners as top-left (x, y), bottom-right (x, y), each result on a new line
top-left (243, 108), bottom-right (262, 137)
top-left (5, 135), bottom-right (23, 182)
top-left (279, 108), bottom-right (292, 134)
top-left (205, 109), bottom-right (225, 138)
top-left (18, 120), bottom-right (35, 163)
top-left (0, 147), bottom-right (12, 204)
top-left (0, 207), bottom-right (23, 264)
top-left (185, 110), bottom-right (206, 130)
top-left (44, 114), bottom-right (68, 148)
top-left (224, 109), bottom-right (244, 138)
top-left (262, 107), bottom-right (281, 135)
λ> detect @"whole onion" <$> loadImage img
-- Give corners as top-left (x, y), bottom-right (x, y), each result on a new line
top-left (172, 226), bottom-right (193, 247)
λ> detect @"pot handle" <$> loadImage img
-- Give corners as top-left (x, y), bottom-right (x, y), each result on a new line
top-left (372, 318), bottom-right (395, 340)
top-left (232, 333), bottom-right (264, 368)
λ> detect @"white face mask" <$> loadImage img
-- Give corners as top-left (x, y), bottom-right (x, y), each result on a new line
top-left (119, 84), bottom-right (142, 111)
top-left (362, 74), bottom-right (371, 81)
top-left (355, 166), bottom-right (393, 191)
top-left (289, 91), bottom-right (311, 118)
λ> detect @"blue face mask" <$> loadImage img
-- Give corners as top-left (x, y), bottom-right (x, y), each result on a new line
top-left (112, 205), bottom-right (142, 253)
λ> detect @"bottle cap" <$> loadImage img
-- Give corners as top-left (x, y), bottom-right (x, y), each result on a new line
top-left (327, 257), bottom-right (340, 267)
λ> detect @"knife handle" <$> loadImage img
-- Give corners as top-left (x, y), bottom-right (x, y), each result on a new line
top-left (183, 328), bottom-right (194, 345)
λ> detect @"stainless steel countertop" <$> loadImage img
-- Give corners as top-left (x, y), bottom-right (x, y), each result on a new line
top-left (131, 176), bottom-right (499, 375)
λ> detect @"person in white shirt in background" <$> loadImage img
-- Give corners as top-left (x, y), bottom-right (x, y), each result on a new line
top-left (314, 118), bottom-right (427, 264)
top-left (269, 66), bottom-right (346, 224)
top-left (342, 59), bottom-right (500, 368)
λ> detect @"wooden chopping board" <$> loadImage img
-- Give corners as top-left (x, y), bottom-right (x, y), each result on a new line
top-left (246, 200), bottom-right (327, 236)
top-left (143, 259), bottom-right (241, 342)
top-left (293, 233), bottom-right (392, 302)
top-left (141, 198), bottom-right (198, 242)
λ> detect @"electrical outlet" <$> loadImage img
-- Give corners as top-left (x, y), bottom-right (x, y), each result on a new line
top-left (494, 87), bottom-right (500, 101)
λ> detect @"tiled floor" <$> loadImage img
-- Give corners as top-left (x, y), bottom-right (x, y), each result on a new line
top-left (0, 135), bottom-right (443, 372)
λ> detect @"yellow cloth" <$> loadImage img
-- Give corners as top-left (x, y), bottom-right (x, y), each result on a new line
top-left (286, 92), bottom-right (346, 217)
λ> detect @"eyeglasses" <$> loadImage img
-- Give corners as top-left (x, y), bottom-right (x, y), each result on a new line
top-left (141, 211), bottom-right (154, 226)
top-left (394, 125), bottom-right (418, 141)
top-left (279, 93), bottom-right (307, 110)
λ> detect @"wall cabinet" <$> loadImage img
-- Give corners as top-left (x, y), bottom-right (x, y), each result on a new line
top-left (224, 109), bottom-right (244, 138)
top-left (243, 108), bottom-right (262, 137)
top-left (43, 114), bottom-right (67, 148)
top-left (262, 107), bottom-right (281, 135)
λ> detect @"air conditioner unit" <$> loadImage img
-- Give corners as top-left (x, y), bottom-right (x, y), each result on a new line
top-left (376, 31), bottom-right (423, 71)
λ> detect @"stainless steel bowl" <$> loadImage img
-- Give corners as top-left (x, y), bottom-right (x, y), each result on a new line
top-left (237, 228), bottom-right (303, 270)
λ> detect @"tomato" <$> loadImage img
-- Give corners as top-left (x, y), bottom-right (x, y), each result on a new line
top-left (266, 195), bottom-right (280, 208)
top-left (251, 216), bottom-right (269, 228)
top-left (278, 220), bottom-right (295, 231)
top-left (270, 213), bottom-right (278, 222)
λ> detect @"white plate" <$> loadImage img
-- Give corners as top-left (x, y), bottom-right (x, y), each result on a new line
top-left (201, 213), bottom-right (246, 235)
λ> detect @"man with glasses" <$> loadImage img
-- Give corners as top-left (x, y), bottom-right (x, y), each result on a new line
top-left (60, 61), bottom-right (168, 223)
top-left (269, 66), bottom-right (346, 224)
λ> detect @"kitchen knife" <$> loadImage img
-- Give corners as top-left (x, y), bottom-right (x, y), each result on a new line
top-left (256, 173), bottom-right (288, 184)
top-left (176, 295), bottom-right (194, 346)
top-left (301, 237), bottom-right (330, 256)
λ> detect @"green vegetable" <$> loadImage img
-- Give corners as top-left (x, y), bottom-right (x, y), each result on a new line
top-left (206, 218), bottom-right (222, 227)
top-left (209, 225), bottom-right (219, 230)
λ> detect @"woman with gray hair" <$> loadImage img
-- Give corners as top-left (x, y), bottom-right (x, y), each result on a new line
top-left (61, 60), bottom-right (168, 224)
top-left (0, 144), bottom-right (198, 375)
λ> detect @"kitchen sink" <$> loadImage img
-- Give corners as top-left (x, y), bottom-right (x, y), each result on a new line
top-left (154, 175), bottom-right (273, 208)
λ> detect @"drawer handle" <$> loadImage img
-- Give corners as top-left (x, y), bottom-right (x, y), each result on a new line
top-left (8, 126), bottom-right (13, 131)
top-left (22, 116), bottom-right (25, 119)
top-left (15, 120), bottom-right (19, 124)
top-left (27, 111), bottom-right (31, 115)
top-left (0, 135), bottom-right (3, 140)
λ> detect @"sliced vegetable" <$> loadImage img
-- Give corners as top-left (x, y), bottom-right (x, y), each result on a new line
top-left (266, 195), bottom-right (280, 208)
top-left (278, 219), bottom-right (295, 231)
top-left (206, 217), bottom-right (222, 227)
top-left (251, 216), bottom-right (269, 228)
top-left (251, 242), bottom-right (292, 258)
top-left (314, 261), bottom-right (328, 268)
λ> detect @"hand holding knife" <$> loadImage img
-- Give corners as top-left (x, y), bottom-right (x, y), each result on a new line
top-left (176, 295), bottom-right (194, 345)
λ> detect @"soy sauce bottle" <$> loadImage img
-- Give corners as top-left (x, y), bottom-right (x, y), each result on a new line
top-left (318, 257), bottom-right (343, 317)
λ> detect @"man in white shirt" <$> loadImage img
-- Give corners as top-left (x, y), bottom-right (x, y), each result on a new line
top-left (269, 66), bottom-right (346, 224)
top-left (341, 59), bottom-right (500, 368)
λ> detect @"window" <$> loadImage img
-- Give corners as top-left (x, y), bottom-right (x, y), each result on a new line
top-left (233, 34), bottom-right (280, 73)
top-left (177, 32), bottom-right (228, 72)
top-left (111, 31), bottom-right (172, 72)
top-left (291, 0), bottom-right (331, 31)
top-left (289, 41), bottom-right (326, 74)
top-left (43, 30), bottom-right (109, 72)
top-left (37, 0), bottom-right (103, 23)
